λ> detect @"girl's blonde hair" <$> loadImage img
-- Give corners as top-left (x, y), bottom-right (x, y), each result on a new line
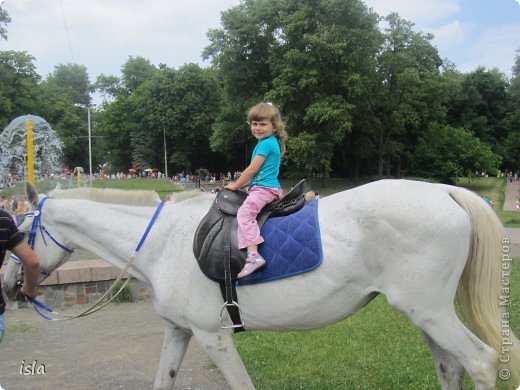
top-left (247, 102), bottom-right (288, 155)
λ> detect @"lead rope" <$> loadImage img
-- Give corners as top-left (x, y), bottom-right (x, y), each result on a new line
top-left (27, 201), bottom-right (165, 321)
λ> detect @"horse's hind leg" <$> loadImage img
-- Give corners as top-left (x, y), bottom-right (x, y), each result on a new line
top-left (153, 321), bottom-right (192, 390)
top-left (422, 332), bottom-right (465, 390)
top-left (192, 327), bottom-right (255, 390)
top-left (399, 303), bottom-right (497, 390)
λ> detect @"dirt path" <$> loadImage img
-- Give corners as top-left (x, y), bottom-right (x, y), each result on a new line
top-left (0, 300), bottom-right (230, 390)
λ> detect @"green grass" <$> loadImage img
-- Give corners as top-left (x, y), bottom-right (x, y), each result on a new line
top-left (496, 211), bottom-right (520, 228)
top-left (456, 176), bottom-right (506, 210)
top-left (235, 259), bottom-right (520, 389)
top-left (455, 176), bottom-right (520, 227)
top-left (1, 177), bottom-right (356, 203)
top-left (91, 178), bottom-right (182, 200)
top-left (0, 178), bottom-right (183, 201)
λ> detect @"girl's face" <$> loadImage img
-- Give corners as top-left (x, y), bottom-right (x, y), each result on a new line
top-left (250, 119), bottom-right (274, 140)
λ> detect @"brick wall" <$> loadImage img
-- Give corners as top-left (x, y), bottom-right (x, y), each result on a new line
top-left (1, 259), bottom-right (151, 308)
top-left (38, 278), bottom-right (151, 308)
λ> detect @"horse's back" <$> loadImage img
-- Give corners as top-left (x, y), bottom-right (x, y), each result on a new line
top-left (317, 179), bottom-right (472, 290)
top-left (320, 179), bottom-right (467, 225)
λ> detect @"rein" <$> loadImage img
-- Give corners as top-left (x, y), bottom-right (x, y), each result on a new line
top-left (14, 196), bottom-right (165, 321)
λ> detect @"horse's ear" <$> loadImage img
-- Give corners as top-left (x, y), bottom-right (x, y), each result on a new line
top-left (25, 182), bottom-right (39, 208)
top-left (54, 182), bottom-right (62, 191)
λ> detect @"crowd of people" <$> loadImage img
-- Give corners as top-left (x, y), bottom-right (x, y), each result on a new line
top-left (0, 195), bottom-right (30, 225)
top-left (172, 171), bottom-right (243, 188)
top-left (504, 170), bottom-right (520, 183)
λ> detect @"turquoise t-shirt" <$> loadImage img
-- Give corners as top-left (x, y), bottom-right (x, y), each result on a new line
top-left (250, 135), bottom-right (281, 189)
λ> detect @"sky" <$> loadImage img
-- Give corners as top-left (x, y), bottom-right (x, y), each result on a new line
top-left (1, 0), bottom-right (519, 91)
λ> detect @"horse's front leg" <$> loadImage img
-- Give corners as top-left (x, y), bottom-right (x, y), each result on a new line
top-left (192, 327), bottom-right (255, 389)
top-left (153, 321), bottom-right (192, 390)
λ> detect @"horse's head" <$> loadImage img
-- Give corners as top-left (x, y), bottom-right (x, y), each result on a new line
top-left (2, 182), bottom-right (75, 300)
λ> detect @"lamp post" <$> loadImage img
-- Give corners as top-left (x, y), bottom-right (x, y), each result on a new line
top-left (87, 106), bottom-right (92, 184)
top-left (163, 127), bottom-right (168, 179)
top-left (75, 103), bottom-right (93, 186)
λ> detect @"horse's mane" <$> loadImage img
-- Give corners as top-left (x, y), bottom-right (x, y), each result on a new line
top-left (169, 190), bottom-right (208, 204)
top-left (48, 187), bottom-right (161, 206)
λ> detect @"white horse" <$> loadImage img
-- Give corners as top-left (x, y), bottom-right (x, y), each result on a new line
top-left (3, 179), bottom-right (519, 390)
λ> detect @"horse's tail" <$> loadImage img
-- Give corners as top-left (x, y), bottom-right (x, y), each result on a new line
top-left (450, 187), bottom-right (520, 386)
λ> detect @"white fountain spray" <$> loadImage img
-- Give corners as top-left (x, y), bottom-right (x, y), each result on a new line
top-left (0, 115), bottom-right (64, 178)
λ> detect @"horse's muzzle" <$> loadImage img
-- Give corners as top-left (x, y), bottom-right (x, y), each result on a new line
top-left (2, 264), bottom-right (24, 301)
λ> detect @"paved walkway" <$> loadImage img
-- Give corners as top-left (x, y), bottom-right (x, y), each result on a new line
top-left (501, 179), bottom-right (520, 255)
top-left (503, 179), bottom-right (520, 211)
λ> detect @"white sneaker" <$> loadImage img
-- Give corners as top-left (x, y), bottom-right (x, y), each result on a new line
top-left (0, 384), bottom-right (6, 390)
top-left (237, 253), bottom-right (266, 278)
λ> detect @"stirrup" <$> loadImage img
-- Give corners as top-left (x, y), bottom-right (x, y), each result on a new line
top-left (219, 301), bottom-right (245, 329)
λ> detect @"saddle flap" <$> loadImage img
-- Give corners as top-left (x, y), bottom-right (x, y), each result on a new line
top-left (215, 189), bottom-right (248, 215)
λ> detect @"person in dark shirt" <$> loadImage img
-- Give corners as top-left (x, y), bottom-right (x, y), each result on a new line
top-left (0, 209), bottom-right (40, 343)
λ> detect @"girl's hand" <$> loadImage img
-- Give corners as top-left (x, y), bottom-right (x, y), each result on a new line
top-left (226, 155), bottom-right (265, 191)
top-left (16, 287), bottom-right (37, 302)
top-left (225, 182), bottom-right (239, 191)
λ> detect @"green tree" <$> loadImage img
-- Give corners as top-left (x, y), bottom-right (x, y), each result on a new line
top-left (358, 13), bottom-right (443, 178)
top-left (411, 123), bottom-right (501, 183)
top-left (93, 73), bottom-right (124, 101)
top-left (94, 56), bottom-right (157, 102)
top-left (0, 51), bottom-right (41, 128)
top-left (121, 56), bottom-right (157, 94)
top-left (446, 67), bottom-right (508, 144)
top-left (0, 5), bottom-right (11, 41)
top-left (93, 56), bottom-right (158, 171)
top-left (510, 49), bottom-right (520, 103)
top-left (131, 64), bottom-right (223, 172)
top-left (502, 50), bottom-right (520, 170)
top-left (44, 63), bottom-right (91, 106)
top-left (36, 83), bottom-right (87, 169)
top-left (38, 64), bottom-right (93, 168)
top-left (97, 96), bottom-right (138, 172)
top-left (204, 0), bottom-right (281, 167)
top-left (98, 63), bottom-right (223, 173)
top-left (205, 0), bottom-right (382, 184)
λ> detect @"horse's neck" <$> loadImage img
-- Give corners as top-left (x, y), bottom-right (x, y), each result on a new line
top-left (49, 200), bottom-right (158, 283)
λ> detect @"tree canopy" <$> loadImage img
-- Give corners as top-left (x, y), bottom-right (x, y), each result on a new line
top-left (0, 5), bottom-right (11, 41)
top-left (0, 51), bottom-right (41, 129)
top-left (1, 0), bottom-right (519, 183)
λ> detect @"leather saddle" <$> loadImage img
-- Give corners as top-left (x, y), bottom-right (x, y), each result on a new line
top-left (193, 179), bottom-right (310, 281)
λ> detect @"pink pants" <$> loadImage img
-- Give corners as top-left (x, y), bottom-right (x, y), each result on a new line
top-left (237, 186), bottom-right (283, 249)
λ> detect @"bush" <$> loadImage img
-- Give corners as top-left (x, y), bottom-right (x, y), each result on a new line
top-left (111, 279), bottom-right (134, 303)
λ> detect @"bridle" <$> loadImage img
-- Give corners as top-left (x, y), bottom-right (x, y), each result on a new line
top-left (10, 195), bottom-right (75, 285)
top-left (26, 196), bottom-right (75, 256)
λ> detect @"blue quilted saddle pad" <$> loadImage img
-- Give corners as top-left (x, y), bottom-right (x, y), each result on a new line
top-left (236, 199), bottom-right (323, 286)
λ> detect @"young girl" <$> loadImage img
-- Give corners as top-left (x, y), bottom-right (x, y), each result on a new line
top-left (225, 102), bottom-right (288, 278)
